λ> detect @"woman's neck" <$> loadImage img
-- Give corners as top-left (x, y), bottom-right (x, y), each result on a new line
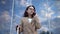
top-left (28, 14), bottom-right (32, 18)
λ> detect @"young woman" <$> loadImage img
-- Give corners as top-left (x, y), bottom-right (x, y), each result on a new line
top-left (16, 5), bottom-right (41, 34)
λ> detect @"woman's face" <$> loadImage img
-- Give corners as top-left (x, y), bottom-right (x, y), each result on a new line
top-left (27, 7), bottom-right (34, 15)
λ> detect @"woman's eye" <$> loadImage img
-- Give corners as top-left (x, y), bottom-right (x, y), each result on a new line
top-left (29, 8), bottom-right (31, 9)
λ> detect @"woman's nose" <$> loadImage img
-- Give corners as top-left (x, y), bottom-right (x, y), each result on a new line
top-left (31, 10), bottom-right (34, 12)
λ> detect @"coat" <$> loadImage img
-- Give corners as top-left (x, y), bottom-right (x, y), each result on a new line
top-left (19, 15), bottom-right (41, 34)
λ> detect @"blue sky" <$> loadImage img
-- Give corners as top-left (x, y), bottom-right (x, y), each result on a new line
top-left (0, 0), bottom-right (60, 34)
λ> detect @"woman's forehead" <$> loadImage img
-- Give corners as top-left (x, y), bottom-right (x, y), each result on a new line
top-left (29, 6), bottom-right (34, 9)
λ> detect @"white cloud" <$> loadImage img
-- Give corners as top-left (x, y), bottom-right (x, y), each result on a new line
top-left (39, 17), bottom-right (47, 22)
top-left (0, 11), bottom-right (11, 33)
top-left (40, 10), bottom-right (46, 16)
top-left (0, 11), bottom-right (11, 22)
top-left (20, 0), bottom-right (26, 6)
top-left (44, 3), bottom-right (54, 12)
top-left (56, 15), bottom-right (60, 18)
top-left (40, 10), bottom-right (55, 18)
top-left (40, 26), bottom-right (49, 32)
top-left (48, 7), bottom-right (51, 11)
top-left (54, 1), bottom-right (60, 10)
top-left (1, 0), bottom-right (6, 4)
top-left (20, 0), bottom-right (32, 7)
top-left (45, 12), bottom-right (54, 18)
top-left (41, 3), bottom-right (55, 18)
top-left (39, 3), bottom-right (56, 22)
top-left (50, 21), bottom-right (60, 29)
top-left (44, 3), bottom-right (49, 9)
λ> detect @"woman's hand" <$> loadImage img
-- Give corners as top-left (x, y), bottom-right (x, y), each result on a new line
top-left (33, 14), bottom-right (39, 21)
top-left (33, 14), bottom-right (41, 29)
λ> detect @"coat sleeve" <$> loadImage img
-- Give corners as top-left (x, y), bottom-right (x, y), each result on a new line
top-left (19, 19), bottom-right (23, 32)
top-left (34, 15), bottom-right (41, 29)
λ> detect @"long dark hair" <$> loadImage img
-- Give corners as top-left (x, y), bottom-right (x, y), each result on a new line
top-left (23, 5), bottom-right (36, 18)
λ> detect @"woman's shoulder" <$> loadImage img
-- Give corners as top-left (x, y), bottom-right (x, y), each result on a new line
top-left (20, 17), bottom-right (27, 21)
